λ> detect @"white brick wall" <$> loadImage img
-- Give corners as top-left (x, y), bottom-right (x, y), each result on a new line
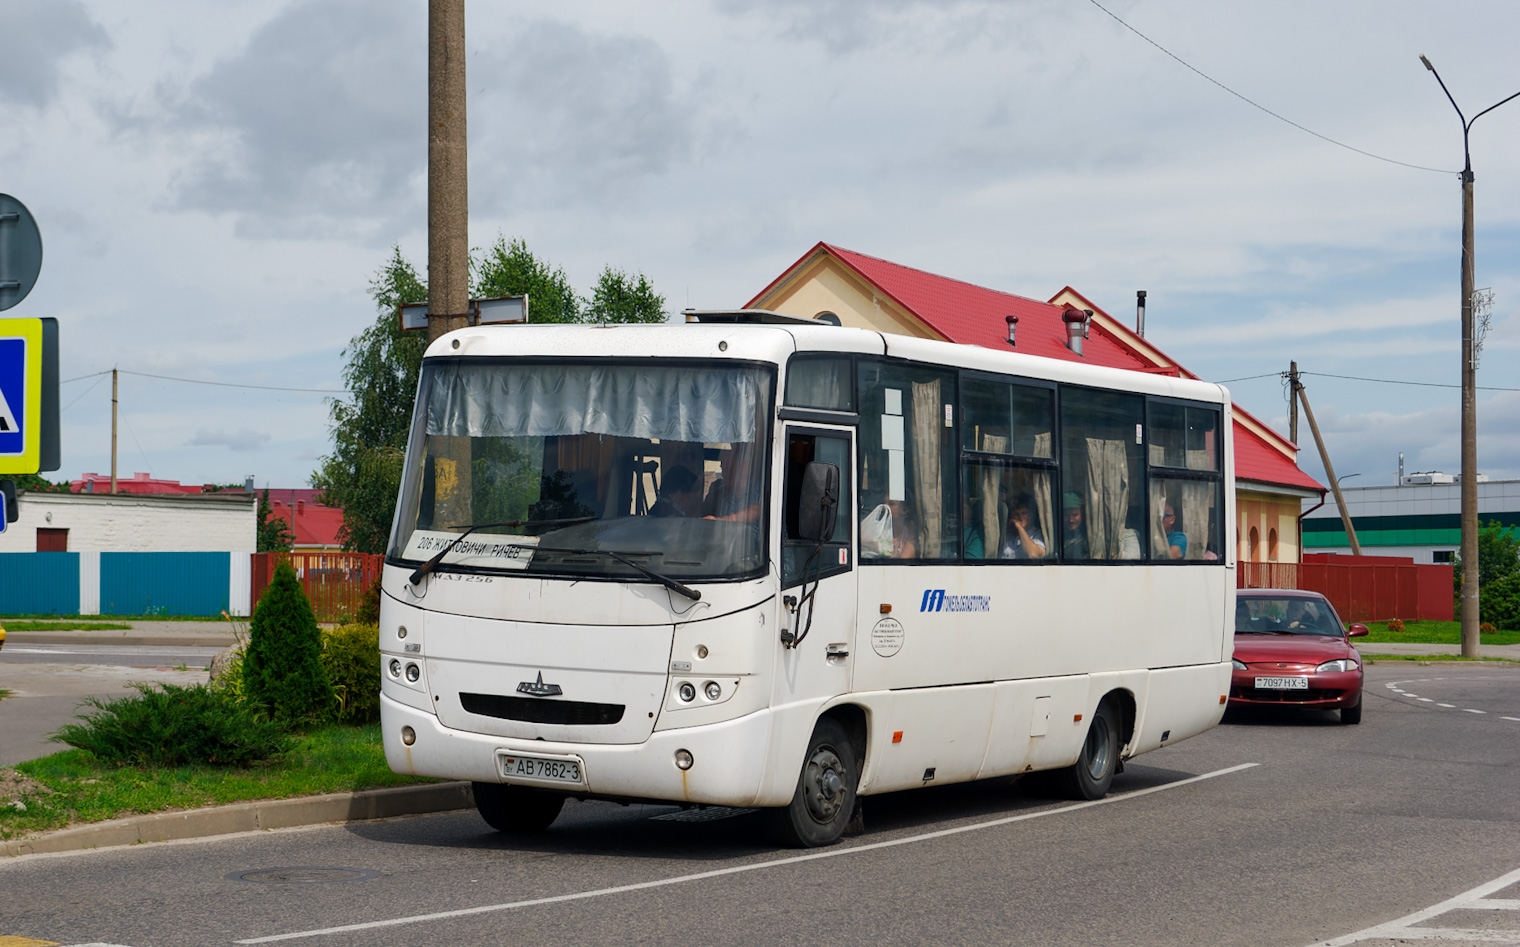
top-left (0, 491), bottom-right (257, 553)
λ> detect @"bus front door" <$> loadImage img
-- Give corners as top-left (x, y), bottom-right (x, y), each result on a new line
top-left (777, 426), bottom-right (857, 705)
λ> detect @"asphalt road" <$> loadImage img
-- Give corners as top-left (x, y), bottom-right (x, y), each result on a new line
top-left (2, 662), bottom-right (1517, 947)
top-left (0, 642), bottom-right (224, 668)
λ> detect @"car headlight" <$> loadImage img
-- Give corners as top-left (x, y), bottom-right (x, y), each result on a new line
top-left (1232, 658), bottom-right (1248, 670)
top-left (1316, 658), bottom-right (1358, 673)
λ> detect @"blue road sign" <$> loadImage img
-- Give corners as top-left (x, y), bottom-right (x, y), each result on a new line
top-left (0, 335), bottom-right (24, 457)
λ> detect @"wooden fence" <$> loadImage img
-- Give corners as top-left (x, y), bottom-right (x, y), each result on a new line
top-left (250, 552), bottom-right (383, 623)
top-left (1238, 554), bottom-right (1453, 623)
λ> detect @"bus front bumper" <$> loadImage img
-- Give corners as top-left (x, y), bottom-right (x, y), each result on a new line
top-left (381, 693), bottom-right (782, 808)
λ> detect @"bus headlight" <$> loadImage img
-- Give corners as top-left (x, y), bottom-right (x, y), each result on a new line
top-left (704, 681), bottom-right (722, 701)
top-left (678, 682), bottom-right (696, 702)
top-left (674, 749), bottom-right (694, 770)
top-left (405, 663), bottom-right (421, 683)
top-left (389, 659), bottom-right (402, 678)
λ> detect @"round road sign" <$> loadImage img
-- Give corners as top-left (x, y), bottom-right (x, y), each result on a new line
top-left (0, 194), bottom-right (43, 312)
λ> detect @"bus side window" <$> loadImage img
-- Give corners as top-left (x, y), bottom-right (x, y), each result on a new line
top-left (782, 431), bottom-right (852, 588)
top-left (856, 360), bottom-right (958, 561)
top-left (1059, 389), bottom-right (1146, 561)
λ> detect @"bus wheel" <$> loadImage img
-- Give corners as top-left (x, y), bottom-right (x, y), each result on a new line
top-left (471, 782), bottom-right (565, 833)
top-left (1056, 700), bottom-right (1118, 801)
top-left (767, 717), bottom-right (858, 848)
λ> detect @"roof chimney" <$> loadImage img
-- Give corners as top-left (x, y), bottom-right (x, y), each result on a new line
top-left (1136, 290), bottom-right (1147, 338)
top-left (297, 499), bottom-right (305, 516)
top-left (1061, 307), bottom-right (1089, 356)
top-left (1004, 315), bottom-right (1018, 347)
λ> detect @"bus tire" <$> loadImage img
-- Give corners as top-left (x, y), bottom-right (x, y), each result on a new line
top-left (1340, 691), bottom-right (1363, 725)
top-left (471, 782), bottom-right (565, 833)
top-left (766, 717), bottom-right (858, 848)
top-left (1056, 699), bottom-right (1119, 801)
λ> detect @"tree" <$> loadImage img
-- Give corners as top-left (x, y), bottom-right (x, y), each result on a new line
top-left (243, 560), bottom-right (335, 723)
top-left (1453, 520), bottom-right (1520, 592)
top-left (257, 488), bottom-right (295, 553)
top-left (9, 473), bottom-right (70, 493)
top-left (311, 245), bottom-right (428, 553)
top-left (473, 235), bottom-right (580, 324)
top-left (585, 266), bottom-right (666, 324)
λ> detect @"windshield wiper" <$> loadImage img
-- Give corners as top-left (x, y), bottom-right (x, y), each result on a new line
top-left (534, 546), bottom-right (702, 602)
top-left (408, 517), bottom-right (595, 585)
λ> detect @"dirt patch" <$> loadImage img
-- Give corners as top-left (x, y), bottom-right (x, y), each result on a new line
top-left (0, 768), bottom-right (54, 804)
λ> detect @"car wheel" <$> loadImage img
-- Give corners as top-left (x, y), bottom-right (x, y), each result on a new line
top-left (1055, 699), bottom-right (1119, 800)
top-left (471, 782), bottom-right (566, 833)
top-left (766, 717), bottom-right (858, 848)
top-left (1340, 691), bottom-right (1363, 725)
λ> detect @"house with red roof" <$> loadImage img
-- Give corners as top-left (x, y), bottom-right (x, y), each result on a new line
top-left (267, 493), bottom-right (345, 551)
top-left (746, 242), bottom-right (1324, 565)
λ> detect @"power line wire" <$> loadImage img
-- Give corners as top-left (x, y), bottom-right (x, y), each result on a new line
top-left (61, 372), bottom-right (109, 413)
top-left (1084, 0), bottom-right (1455, 175)
top-left (1304, 370), bottom-right (1520, 392)
top-left (63, 368), bottom-right (349, 394)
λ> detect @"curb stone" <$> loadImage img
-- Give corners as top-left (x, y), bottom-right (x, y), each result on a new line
top-left (2, 780), bottom-right (474, 857)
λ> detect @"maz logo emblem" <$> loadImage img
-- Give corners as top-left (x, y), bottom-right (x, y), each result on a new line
top-left (516, 672), bottom-right (563, 698)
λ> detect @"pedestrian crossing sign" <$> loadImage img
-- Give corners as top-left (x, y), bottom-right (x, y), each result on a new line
top-left (0, 317), bottom-right (43, 473)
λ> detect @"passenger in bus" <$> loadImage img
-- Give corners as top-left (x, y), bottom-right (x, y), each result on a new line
top-left (1162, 501), bottom-right (1186, 559)
top-left (961, 497), bottom-right (986, 560)
top-left (1061, 492), bottom-right (1089, 560)
top-left (887, 499), bottom-right (917, 558)
top-left (649, 465), bottom-right (701, 518)
top-left (704, 447), bottom-right (761, 524)
top-left (1000, 493), bottom-right (1046, 559)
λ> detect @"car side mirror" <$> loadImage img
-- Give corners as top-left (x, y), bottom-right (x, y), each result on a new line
top-left (798, 461), bottom-right (839, 543)
top-left (1347, 623), bottom-right (1369, 638)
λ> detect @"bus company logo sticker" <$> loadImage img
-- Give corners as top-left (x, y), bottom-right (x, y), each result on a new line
top-left (871, 617), bottom-right (905, 658)
top-left (517, 672), bottom-right (563, 698)
top-left (920, 590), bottom-right (991, 613)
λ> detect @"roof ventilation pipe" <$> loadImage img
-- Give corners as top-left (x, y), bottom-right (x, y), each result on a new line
top-left (1062, 307), bottom-right (1089, 356)
top-left (1005, 315), bottom-right (1019, 347)
top-left (1136, 290), bottom-right (1147, 338)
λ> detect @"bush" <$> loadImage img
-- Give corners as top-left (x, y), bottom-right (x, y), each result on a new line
top-left (52, 683), bottom-right (291, 767)
top-left (354, 577), bottom-right (382, 626)
top-left (322, 624), bottom-right (381, 723)
top-left (1480, 622), bottom-right (1497, 635)
top-left (1480, 573), bottom-right (1520, 631)
top-left (243, 561), bottom-right (335, 723)
top-left (1387, 619), bottom-right (1406, 633)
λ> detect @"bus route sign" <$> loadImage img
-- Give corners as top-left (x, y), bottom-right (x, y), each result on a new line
top-left (0, 317), bottom-right (43, 473)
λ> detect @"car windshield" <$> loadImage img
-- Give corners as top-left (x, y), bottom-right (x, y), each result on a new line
top-left (388, 358), bottom-right (774, 582)
top-left (1235, 597), bottom-right (1343, 637)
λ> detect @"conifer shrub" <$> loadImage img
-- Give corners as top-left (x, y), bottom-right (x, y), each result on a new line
top-left (243, 561), bottom-right (336, 723)
top-left (53, 683), bottom-right (291, 767)
top-left (1480, 573), bottom-right (1520, 631)
top-left (321, 624), bottom-right (381, 723)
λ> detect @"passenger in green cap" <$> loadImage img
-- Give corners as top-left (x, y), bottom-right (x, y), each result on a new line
top-left (1062, 491), bottom-right (1089, 559)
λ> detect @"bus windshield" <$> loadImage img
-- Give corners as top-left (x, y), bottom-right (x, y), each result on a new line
top-left (388, 359), bottom-right (774, 582)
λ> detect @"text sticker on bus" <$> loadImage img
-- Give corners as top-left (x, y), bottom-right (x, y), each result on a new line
top-left (401, 531), bottom-right (540, 570)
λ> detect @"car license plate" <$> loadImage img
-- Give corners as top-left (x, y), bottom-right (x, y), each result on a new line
top-left (500, 752), bottom-right (583, 784)
top-left (1255, 676), bottom-right (1309, 690)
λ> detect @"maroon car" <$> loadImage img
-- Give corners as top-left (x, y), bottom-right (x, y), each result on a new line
top-left (1230, 589), bottom-right (1368, 724)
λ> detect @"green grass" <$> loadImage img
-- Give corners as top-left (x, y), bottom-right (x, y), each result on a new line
top-left (0, 614), bottom-right (220, 622)
top-left (1361, 652), bottom-right (1520, 664)
top-left (0, 723), bottom-right (434, 840)
top-left (1, 621), bottom-right (133, 632)
top-left (1360, 620), bottom-right (1520, 646)
top-left (0, 689), bottom-right (11, 700)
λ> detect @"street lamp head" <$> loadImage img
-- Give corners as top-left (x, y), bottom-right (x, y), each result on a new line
top-left (1420, 54), bottom-right (1434, 71)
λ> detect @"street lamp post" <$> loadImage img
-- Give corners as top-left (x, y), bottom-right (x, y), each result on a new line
top-left (1419, 55), bottom-right (1520, 659)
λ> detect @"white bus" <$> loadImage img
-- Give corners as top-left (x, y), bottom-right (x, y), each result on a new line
top-left (380, 311), bottom-right (1236, 846)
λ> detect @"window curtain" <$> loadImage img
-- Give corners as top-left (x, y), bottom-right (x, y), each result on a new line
top-left (1085, 438), bottom-right (1130, 560)
top-left (1031, 434), bottom-right (1053, 547)
top-left (1150, 479), bottom-right (1215, 560)
top-left (979, 436), bottom-right (1007, 555)
top-left (427, 364), bottom-right (765, 444)
top-left (912, 379), bottom-right (944, 557)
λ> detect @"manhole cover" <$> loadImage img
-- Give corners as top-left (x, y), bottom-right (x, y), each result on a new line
top-left (228, 867), bottom-right (381, 884)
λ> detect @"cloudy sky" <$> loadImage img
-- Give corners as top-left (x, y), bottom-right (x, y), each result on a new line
top-left (6, 0), bottom-right (1520, 493)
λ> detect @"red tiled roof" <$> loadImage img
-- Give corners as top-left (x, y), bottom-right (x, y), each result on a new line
top-left (270, 499), bottom-right (344, 548)
top-left (752, 242), bottom-right (1324, 496)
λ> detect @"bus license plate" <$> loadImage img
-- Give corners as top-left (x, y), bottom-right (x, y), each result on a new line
top-left (1255, 676), bottom-right (1309, 690)
top-left (501, 753), bottom-right (582, 784)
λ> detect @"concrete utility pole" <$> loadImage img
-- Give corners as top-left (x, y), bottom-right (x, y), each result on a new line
top-left (110, 367), bottom-right (117, 495)
top-left (1288, 361), bottom-right (1300, 447)
top-left (1420, 55), bottom-right (1520, 658)
top-left (1295, 377), bottom-right (1361, 556)
top-left (428, 0), bottom-right (469, 343)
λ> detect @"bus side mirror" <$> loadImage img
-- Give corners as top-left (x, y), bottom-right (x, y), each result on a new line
top-left (798, 462), bottom-right (839, 543)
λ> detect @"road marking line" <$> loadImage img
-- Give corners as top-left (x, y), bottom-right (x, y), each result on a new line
top-left (1418, 697), bottom-right (1434, 702)
top-left (1503, 717), bottom-right (1520, 722)
top-left (0, 937), bottom-right (62, 946)
top-left (1462, 708), bottom-right (1486, 714)
top-left (236, 763), bottom-right (1260, 944)
top-left (1437, 703), bottom-right (1454, 708)
top-left (1308, 865), bottom-right (1520, 946)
